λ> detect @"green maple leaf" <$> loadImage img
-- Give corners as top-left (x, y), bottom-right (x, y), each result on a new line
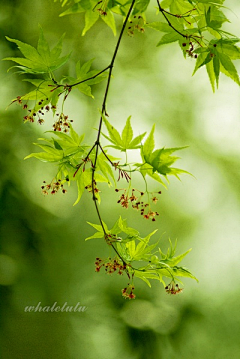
top-left (141, 125), bottom-right (191, 181)
top-left (4, 26), bottom-right (71, 74)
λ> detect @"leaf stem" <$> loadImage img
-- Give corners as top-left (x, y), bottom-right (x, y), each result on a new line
top-left (98, 142), bottom-right (114, 165)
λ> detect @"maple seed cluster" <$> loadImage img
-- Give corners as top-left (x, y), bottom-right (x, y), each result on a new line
top-left (115, 188), bottom-right (161, 221)
top-left (53, 112), bottom-right (73, 133)
top-left (41, 179), bottom-right (67, 195)
top-left (165, 282), bottom-right (183, 295)
top-left (14, 96), bottom-right (49, 124)
top-left (12, 96), bottom-right (73, 131)
top-left (128, 15), bottom-right (145, 36)
top-left (122, 284), bottom-right (136, 300)
top-left (95, 257), bottom-right (126, 275)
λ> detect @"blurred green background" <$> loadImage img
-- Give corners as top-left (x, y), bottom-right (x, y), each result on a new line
top-left (1, 1), bottom-right (240, 358)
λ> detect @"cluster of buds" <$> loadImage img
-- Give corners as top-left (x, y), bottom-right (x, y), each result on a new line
top-left (165, 282), bottom-right (183, 295)
top-left (48, 83), bottom-right (72, 102)
top-left (73, 158), bottom-right (93, 177)
top-left (182, 41), bottom-right (197, 58)
top-left (122, 284), bottom-right (136, 299)
top-left (85, 180), bottom-right (100, 196)
top-left (53, 112), bottom-right (73, 133)
top-left (208, 44), bottom-right (217, 59)
top-left (128, 15), bottom-right (145, 37)
top-left (95, 257), bottom-right (126, 275)
top-left (41, 179), bottom-right (67, 195)
top-left (105, 233), bottom-right (121, 244)
top-left (94, 0), bottom-right (108, 16)
top-left (112, 162), bottom-right (131, 182)
top-left (115, 188), bottom-right (161, 221)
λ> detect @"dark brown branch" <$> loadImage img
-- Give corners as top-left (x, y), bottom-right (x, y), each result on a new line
top-left (90, 0), bottom-right (136, 265)
top-left (156, 0), bottom-right (187, 39)
top-left (91, 0), bottom-right (136, 195)
top-left (156, 0), bottom-right (203, 49)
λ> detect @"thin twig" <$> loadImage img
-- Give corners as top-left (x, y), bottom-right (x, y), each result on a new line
top-left (73, 142), bottom-right (97, 177)
top-left (70, 65), bottom-right (111, 88)
top-left (49, 65), bottom-right (111, 90)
